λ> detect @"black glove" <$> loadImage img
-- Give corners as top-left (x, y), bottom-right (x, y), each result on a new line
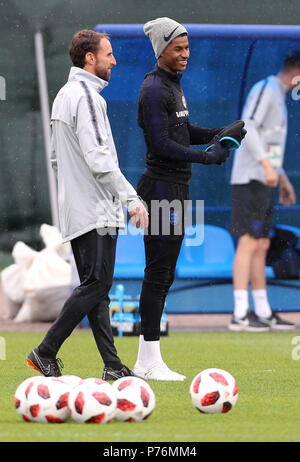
top-left (204, 135), bottom-right (230, 165)
top-left (206, 120), bottom-right (247, 152)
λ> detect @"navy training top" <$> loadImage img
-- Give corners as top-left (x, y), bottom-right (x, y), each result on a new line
top-left (137, 65), bottom-right (222, 185)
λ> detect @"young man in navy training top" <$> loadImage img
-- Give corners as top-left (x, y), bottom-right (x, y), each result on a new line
top-left (133, 17), bottom-right (247, 381)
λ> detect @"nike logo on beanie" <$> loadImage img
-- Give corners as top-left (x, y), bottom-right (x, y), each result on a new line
top-left (164, 25), bottom-right (179, 42)
top-left (143, 18), bottom-right (188, 59)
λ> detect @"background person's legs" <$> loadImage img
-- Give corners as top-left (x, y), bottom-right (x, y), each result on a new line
top-left (233, 233), bottom-right (258, 318)
top-left (250, 237), bottom-right (272, 318)
top-left (229, 233), bottom-right (270, 331)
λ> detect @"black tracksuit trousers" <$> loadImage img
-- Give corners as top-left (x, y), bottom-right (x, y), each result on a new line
top-left (137, 174), bottom-right (189, 341)
top-left (38, 229), bottom-right (122, 369)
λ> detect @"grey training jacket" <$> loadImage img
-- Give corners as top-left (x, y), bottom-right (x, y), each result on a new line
top-left (50, 67), bottom-right (141, 243)
top-left (231, 75), bottom-right (287, 185)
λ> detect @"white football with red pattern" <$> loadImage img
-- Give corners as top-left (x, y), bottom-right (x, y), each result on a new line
top-left (190, 368), bottom-right (238, 414)
top-left (68, 378), bottom-right (117, 424)
top-left (14, 376), bottom-right (71, 423)
top-left (56, 375), bottom-right (83, 388)
top-left (112, 376), bottom-right (155, 422)
top-left (14, 376), bottom-right (44, 422)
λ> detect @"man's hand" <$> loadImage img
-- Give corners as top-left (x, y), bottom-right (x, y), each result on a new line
top-left (205, 136), bottom-right (230, 165)
top-left (279, 174), bottom-right (296, 206)
top-left (261, 158), bottom-right (279, 187)
top-left (208, 120), bottom-right (247, 151)
top-left (129, 203), bottom-right (149, 229)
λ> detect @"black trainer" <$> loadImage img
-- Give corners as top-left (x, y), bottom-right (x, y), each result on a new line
top-left (258, 311), bottom-right (296, 330)
top-left (228, 309), bottom-right (270, 332)
top-left (102, 364), bottom-right (137, 381)
top-left (26, 347), bottom-right (64, 377)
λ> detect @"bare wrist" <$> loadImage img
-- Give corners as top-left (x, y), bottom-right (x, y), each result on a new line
top-left (260, 158), bottom-right (272, 169)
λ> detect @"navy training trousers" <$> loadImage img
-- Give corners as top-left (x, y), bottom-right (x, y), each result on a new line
top-left (38, 229), bottom-right (122, 369)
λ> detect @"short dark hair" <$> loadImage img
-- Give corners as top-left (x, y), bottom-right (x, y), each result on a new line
top-left (69, 29), bottom-right (110, 68)
top-left (283, 50), bottom-right (300, 71)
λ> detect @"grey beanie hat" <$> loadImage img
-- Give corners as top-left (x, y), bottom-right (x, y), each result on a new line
top-left (144, 17), bottom-right (188, 59)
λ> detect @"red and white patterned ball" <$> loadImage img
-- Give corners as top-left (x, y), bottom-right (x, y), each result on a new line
top-left (112, 376), bottom-right (155, 422)
top-left (190, 368), bottom-right (238, 414)
top-left (68, 378), bottom-right (116, 424)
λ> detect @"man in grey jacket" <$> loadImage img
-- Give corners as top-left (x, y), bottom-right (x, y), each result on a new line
top-left (26, 29), bottom-right (148, 380)
top-left (229, 50), bottom-right (300, 332)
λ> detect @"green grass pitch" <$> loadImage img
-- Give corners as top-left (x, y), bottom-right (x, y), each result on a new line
top-left (0, 329), bottom-right (300, 442)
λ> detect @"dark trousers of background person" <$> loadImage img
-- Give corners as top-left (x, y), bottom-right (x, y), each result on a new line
top-left (38, 228), bottom-right (123, 369)
top-left (137, 174), bottom-right (189, 341)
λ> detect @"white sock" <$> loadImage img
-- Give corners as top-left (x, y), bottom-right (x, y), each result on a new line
top-left (233, 290), bottom-right (249, 319)
top-left (135, 335), bottom-right (163, 369)
top-left (136, 335), bottom-right (144, 365)
top-left (252, 289), bottom-right (272, 318)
